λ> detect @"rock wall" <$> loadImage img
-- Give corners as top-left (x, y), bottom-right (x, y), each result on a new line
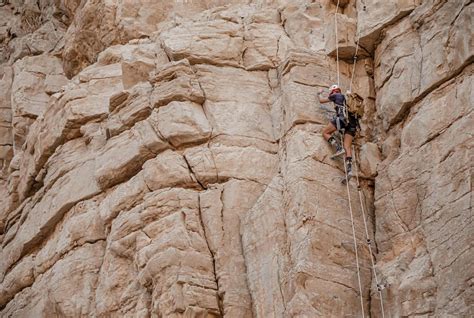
top-left (0, 0), bottom-right (472, 317)
top-left (367, 0), bottom-right (473, 316)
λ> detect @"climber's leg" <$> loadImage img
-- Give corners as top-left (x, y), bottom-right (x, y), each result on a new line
top-left (322, 122), bottom-right (337, 141)
top-left (324, 119), bottom-right (344, 158)
top-left (343, 129), bottom-right (356, 177)
top-left (343, 133), bottom-right (353, 158)
top-left (343, 115), bottom-right (358, 158)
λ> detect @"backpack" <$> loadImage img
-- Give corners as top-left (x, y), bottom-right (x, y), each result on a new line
top-left (345, 92), bottom-right (364, 118)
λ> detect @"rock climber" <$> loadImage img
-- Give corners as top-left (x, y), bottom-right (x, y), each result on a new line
top-left (318, 84), bottom-right (358, 177)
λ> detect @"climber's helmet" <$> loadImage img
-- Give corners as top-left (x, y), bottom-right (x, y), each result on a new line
top-left (330, 84), bottom-right (341, 94)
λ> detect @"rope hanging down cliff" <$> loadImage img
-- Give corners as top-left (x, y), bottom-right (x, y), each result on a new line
top-left (353, 146), bottom-right (386, 318)
top-left (333, 1), bottom-right (386, 317)
top-left (349, 16), bottom-right (361, 93)
top-left (334, 0), bottom-right (362, 92)
top-left (335, 0), bottom-right (340, 86)
top-left (334, 2), bottom-right (365, 317)
top-left (340, 133), bottom-right (366, 318)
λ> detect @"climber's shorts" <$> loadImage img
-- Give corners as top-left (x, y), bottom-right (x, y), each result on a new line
top-left (331, 115), bottom-right (358, 137)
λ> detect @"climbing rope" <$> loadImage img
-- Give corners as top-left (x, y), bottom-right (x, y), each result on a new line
top-left (335, 0), bottom-right (362, 91)
top-left (334, 1), bottom-right (366, 316)
top-left (349, 23), bottom-right (361, 92)
top-left (340, 136), bottom-right (366, 318)
top-left (335, 0), bottom-right (340, 86)
top-left (333, 2), bottom-right (390, 316)
top-left (352, 146), bottom-right (386, 317)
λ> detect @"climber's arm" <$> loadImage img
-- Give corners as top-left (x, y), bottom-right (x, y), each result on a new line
top-left (318, 89), bottom-right (330, 104)
top-left (318, 95), bottom-right (330, 103)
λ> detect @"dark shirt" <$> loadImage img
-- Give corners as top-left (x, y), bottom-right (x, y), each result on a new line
top-left (328, 92), bottom-right (346, 117)
top-left (328, 92), bottom-right (345, 105)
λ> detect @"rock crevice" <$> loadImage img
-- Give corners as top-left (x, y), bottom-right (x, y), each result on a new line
top-left (0, 1), bottom-right (472, 317)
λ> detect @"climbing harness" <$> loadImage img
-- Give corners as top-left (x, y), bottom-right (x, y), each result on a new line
top-left (335, 113), bottom-right (345, 131)
top-left (333, 1), bottom-right (387, 317)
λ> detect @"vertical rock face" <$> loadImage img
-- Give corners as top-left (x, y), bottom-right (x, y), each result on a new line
top-left (0, 1), bottom-right (472, 317)
top-left (368, 1), bottom-right (473, 316)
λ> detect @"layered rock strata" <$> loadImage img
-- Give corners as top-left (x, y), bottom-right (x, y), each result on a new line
top-left (0, 0), bottom-right (472, 317)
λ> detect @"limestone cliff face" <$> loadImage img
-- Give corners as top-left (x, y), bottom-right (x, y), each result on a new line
top-left (0, 0), bottom-right (472, 317)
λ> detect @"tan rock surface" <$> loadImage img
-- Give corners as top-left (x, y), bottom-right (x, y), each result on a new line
top-left (0, 1), bottom-right (472, 317)
top-left (196, 64), bottom-right (274, 141)
top-left (325, 13), bottom-right (358, 59)
top-left (373, 65), bottom-right (473, 317)
top-left (161, 20), bottom-right (244, 67)
top-left (0, 65), bottom-right (13, 172)
top-left (11, 54), bottom-right (66, 149)
top-left (374, 1), bottom-right (473, 129)
top-left (152, 101), bottom-right (211, 147)
top-left (357, 0), bottom-right (421, 52)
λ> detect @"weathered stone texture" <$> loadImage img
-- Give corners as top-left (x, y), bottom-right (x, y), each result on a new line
top-left (0, 65), bottom-right (13, 172)
top-left (369, 1), bottom-right (473, 316)
top-left (0, 1), bottom-right (472, 317)
top-left (374, 1), bottom-right (473, 129)
top-left (357, 0), bottom-right (422, 52)
top-left (373, 65), bottom-right (473, 318)
top-left (11, 54), bottom-right (67, 150)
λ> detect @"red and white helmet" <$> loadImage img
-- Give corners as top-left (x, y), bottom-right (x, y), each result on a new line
top-left (330, 84), bottom-right (341, 93)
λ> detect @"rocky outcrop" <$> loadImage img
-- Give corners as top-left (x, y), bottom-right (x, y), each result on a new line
top-left (0, 0), bottom-right (472, 317)
top-left (370, 1), bottom-right (473, 316)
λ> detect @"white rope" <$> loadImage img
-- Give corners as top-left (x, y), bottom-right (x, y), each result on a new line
top-left (353, 145), bottom-right (386, 318)
top-left (335, 0), bottom-right (340, 86)
top-left (335, 2), bottom-right (365, 315)
top-left (341, 136), bottom-right (365, 318)
top-left (349, 22), bottom-right (361, 92)
top-left (333, 1), bottom-right (386, 316)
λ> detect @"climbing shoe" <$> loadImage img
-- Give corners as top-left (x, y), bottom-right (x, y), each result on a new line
top-left (330, 145), bottom-right (345, 159)
top-left (346, 158), bottom-right (353, 178)
top-left (327, 136), bottom-right (338, 147)
top-left (341, 158), bottom-right (353, 184)
top-left (347, 168), bottom-right (353, 179)
top-left (341, 171), bottom-right (352, 184)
